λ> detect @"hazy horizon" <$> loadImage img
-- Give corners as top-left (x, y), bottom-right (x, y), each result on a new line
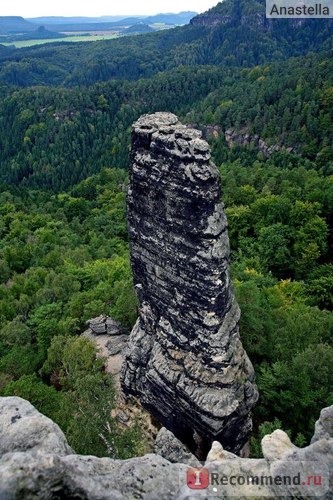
top-left (0, 0), bottom-right (219, 18)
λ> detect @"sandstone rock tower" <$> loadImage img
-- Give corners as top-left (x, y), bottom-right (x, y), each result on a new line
top-left (121, 112), bottom-right (258, 455)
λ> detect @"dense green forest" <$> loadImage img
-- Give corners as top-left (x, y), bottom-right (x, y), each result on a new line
top-left (0, 169), bottom-right (141, 456)
top-left (0, 162), bottom-right (332, 454)
top-left (0, 0), bottom-right (332, 87)
top-left (0, 51), bottom-right (332, 191)
top-left (0, 0), bottom-right (332, 458)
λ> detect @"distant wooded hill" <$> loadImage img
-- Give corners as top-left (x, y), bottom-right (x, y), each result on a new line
top-left (28, 12), bottom-right (197, 27)
top-left (0, 0), bottom-right (331, 87)
top-left (0, 50), bottom-right (331, 191)
top-left (123, 23), bottom-right (154, 35)
top-left (0, 17), bottom-right (65, 41)
top-left (0, 16), bottom-right (37, 34)
top-left (0, 12), bottom-right (197, 36)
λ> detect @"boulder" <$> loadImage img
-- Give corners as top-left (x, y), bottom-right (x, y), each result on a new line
top-left (154, 427), bottom-right (200, 466)
top-left (0, 397), bottom-right (72, 458)
top-left (86, 315), bottom-right (128, 336)
top-left (261, 429), bottom-right (297, 461)
top-left (311, 406), bottom-right (333, 444)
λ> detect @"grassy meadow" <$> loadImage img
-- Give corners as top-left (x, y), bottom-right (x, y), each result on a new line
top-left (3, 33), bottom-right (119, 48)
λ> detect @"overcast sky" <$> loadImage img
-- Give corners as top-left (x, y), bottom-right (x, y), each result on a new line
top-left (1, 1), bottom-right (219, 18)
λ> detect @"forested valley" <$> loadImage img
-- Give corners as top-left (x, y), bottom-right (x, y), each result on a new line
top-left (0, 0), bottom-right (332, 458)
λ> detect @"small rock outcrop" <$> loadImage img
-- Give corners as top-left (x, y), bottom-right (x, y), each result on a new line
top-left (83, 315), bottom-right (129, 380)
top-left (154, 427), bottom-right (200, 467)
top-left (85, 315), bottom-right (128, 336)
top-left (311, 406), bottom-right (333, 444)
top-left (261, 430), bottom-right (297, 461)
top-left (82, 318), bottom-right (159, 449)
top-left (190, 12), bottom-right (233, 27)
top-left (121, 112), bottom-right (258, 456)
top-left (0, 398), bottom-right (332, 499)
top-left (189, 2), bottom-right (269, 29)
top-left (225, 128), bottom-right (295, 157)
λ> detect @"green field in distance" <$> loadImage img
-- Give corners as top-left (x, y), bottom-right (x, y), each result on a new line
top-left (3, 33), bottom-right (119, 48)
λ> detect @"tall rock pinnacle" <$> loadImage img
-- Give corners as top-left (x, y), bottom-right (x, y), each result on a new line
top-left (121, 112), bottom-right (258, 455)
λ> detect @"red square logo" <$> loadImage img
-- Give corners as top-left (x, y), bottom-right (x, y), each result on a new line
top-left (186, 468), bottom-right (210, 490)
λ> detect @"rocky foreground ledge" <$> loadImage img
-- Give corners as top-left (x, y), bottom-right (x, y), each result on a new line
top-left (0, 397), bottom-right (332, 499)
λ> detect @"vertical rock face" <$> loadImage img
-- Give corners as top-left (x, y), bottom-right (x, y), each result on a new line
top-left (121, 112), bottom-right (258, 455)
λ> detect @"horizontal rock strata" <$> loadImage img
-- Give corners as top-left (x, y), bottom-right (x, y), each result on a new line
top-left (121, 112), bottom-right (258, 455)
